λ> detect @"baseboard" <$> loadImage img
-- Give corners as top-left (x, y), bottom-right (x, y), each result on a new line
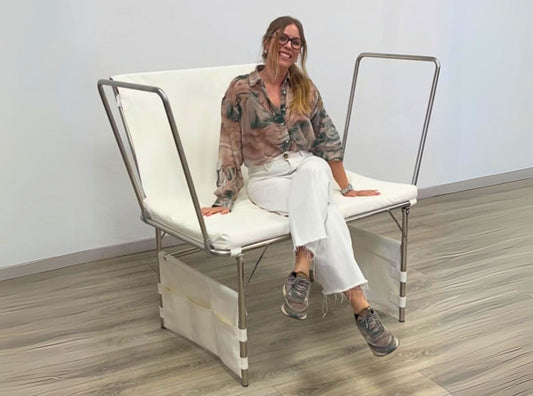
top-left (418, 167), bottom-right (533, 199)
top-left (0, 235), bottom-right (182, 282)
top-left (2, 167), bottom-right (532, 282)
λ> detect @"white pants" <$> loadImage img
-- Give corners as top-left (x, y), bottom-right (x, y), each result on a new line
top-left (247, 151), bottom-right (367, 295)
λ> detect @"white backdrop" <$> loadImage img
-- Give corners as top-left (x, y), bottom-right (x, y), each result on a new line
top-left (1, 0), bottom-right (532, 269)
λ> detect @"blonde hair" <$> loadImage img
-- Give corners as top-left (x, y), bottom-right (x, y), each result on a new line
top-left (262, 16), bottom-right (313, 115)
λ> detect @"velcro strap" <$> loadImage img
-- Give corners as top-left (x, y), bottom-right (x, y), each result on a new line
top-left (400, 271), bottom-right (407, 283)
top-left (398, 296), bottom-right (407, 308)
top-left (238, 328), bottom-right (247, 342)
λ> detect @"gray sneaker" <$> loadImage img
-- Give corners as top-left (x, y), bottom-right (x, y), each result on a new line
top-left (356, 307), bottom-right (399, 357)
top-left (281, 272), bottom-right (311, 320)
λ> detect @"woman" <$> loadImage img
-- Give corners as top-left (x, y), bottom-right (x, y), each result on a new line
top-left (202, 16), bottom-right (398, 357)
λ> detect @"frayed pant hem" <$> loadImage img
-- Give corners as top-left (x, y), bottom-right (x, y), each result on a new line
top-left (320, 280), bottom-right (368, 296)
top-left (292, 235), bottom-right (327, 257)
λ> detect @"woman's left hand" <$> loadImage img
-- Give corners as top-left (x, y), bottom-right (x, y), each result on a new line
top-left (343, 189), bottom-right (380, 197)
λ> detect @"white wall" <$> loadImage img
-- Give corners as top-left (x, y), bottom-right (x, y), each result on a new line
top-left (1, 0), bottom-right (532, 269)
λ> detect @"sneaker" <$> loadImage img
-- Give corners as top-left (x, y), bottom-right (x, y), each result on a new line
top-left (281, 272), bottom-right (311, 320)
top-left (355, 307), bottom-right (399, 357)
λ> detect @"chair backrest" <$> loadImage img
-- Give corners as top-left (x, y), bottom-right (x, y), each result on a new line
top-left (113, 64), bottom-right (256, 207)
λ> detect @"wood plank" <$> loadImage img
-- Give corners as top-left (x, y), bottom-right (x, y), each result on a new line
top-left (0, 178), bottom-right (532, 395)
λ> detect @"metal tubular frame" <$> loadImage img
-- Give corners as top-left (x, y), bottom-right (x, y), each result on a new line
top-left (112, 85), bottom-right (143, 182)
top-left (99, 78), bottom-right (296, 259)
top-left (236, 254), bottom-right (249, 386)
top-left (342, 52), bottom-right (441, 185)
top-left (155, 228), bottom-right (165, 328)
top-left (97, 80), bottom-right (213, 251)
top-left (97, 53), bottom-right (439, 386)
top-left (245, 244), bottom-right (270, 289)
top-left (400, 207), bottom-right (409, 322)
top-left (386, 206), bottom-right (409, 322)
top-left (169, 246), bottom-right (203, 258)
top-left (342, 52), bottom-right (440, 323)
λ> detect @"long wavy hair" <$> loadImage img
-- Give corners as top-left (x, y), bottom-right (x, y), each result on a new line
top-left (261, 16), bottom-right (312, 115)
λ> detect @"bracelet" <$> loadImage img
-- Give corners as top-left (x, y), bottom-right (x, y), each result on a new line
top-left (340, 183), bottom-right (353, 195)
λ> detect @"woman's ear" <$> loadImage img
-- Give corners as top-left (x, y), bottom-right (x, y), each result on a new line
top-left (262, 37), bottom-right (271, 58)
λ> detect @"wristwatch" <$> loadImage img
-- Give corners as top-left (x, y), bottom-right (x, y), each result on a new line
top-left (340, 183), bottom-right (354, 195)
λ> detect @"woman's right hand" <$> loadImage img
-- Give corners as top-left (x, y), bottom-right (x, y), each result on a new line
top-left (201, 207), bottom-right (230, 216)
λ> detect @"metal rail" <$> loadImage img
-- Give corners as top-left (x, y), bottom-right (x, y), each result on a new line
top-left (97, 79), bottom-right (213, 251)
top-left (342, 52), bottom-right (441, 185)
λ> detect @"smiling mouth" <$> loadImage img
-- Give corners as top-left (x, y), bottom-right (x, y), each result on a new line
top-left (279, 51), bottom-right (292, 60)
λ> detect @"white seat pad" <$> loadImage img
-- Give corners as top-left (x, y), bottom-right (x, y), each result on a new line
top-left (144, 171), bottom-right (416, 251)
top-left (335, 172), bottom-right (417, 218)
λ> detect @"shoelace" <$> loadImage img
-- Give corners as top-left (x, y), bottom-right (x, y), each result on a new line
top-left (364, 312), bottom-right (384, 336)
top-left (291, 277), bottom-right (309, 300)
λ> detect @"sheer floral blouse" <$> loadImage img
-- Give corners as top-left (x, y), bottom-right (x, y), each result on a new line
top-left (213, 65), bottom-right (344, 210)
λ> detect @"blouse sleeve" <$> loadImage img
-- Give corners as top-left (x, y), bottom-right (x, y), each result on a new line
top-left (212, 83), bottom-right (244, 210)
top-left (309, 86), bottom-right (344, 162)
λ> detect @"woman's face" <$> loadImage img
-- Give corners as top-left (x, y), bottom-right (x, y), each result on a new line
top-left (268, 23), bottom-right (302, 70)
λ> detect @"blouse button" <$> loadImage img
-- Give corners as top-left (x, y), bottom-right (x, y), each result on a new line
top-left (283, 153), bottom-right (289, 159)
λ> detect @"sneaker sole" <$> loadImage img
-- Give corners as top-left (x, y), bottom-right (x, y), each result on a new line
top-left (370, 336), bottom-right (399, 357)
top-left (281, 285), bottom-right (307, 320)
top-left (281, 303), bottom-right (307, 320)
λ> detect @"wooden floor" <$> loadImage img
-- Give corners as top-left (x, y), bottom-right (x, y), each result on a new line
top-left (1, 179), bottom-right (532, 396)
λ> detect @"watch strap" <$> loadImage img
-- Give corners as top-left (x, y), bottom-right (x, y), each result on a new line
top-left (341, 183), bottom-right (353, 195)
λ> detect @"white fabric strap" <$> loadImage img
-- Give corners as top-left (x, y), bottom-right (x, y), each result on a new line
top-left (158, 283), bottom-right (173, 294)
top-left (400, 271), bottom-right (407, 283)
top-left (398, 296), bottom-right (407, 308)
top-left (115, 93), bottom-right (122, 108)
top-left (239, 357), bottom-right (249, 370)
top-left (389, 293), bottom-right (407, 308)
top-left (238, 328), bottom-right (247, 342)
top-left (230, 247), bottom-right (242, 256)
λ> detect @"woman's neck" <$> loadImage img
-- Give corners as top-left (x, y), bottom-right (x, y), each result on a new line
top-left (261, 64), bottom-right (288, 87)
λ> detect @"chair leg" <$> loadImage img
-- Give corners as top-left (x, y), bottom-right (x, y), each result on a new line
top-left (156, 228), bottom-right (165, 329)
top-left (399, 207), bottom-right (409, 322)
top-left (156, 228), bottom-right (163, 252)
top-left (237, 254), bottom-right (249, 386)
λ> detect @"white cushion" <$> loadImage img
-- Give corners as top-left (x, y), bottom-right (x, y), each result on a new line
top-left (113, 65), bottom-right (417, 251)
top-left (144, 170), bottom-right (416, 251)
top-left (335, 172), bottom-right (417, 218)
